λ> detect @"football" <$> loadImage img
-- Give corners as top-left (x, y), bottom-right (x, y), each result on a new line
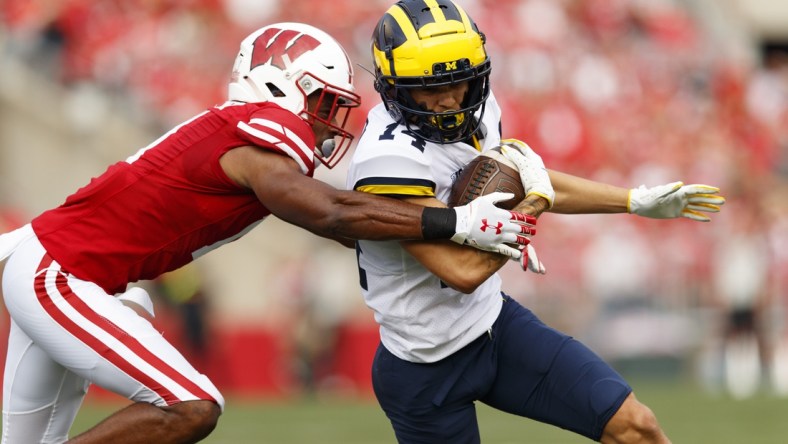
top-left (448, 146), bottom-right (525, 210)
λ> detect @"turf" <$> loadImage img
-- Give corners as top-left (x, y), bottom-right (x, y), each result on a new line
top-left (69, 380), bottom-right (788, 443)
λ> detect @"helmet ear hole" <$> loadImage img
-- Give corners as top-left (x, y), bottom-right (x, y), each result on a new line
top-left (266, 83), bottom-right (285, 98)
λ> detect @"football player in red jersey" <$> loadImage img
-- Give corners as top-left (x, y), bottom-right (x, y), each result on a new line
top-left (0, 23), bottom-right (537, 444)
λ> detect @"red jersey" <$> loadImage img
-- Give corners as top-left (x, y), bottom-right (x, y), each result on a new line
top-left (31, 101), bottom-right (316, 294)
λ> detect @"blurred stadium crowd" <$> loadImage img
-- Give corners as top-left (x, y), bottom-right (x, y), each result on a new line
top-left (2, 0), bottom-right (787, 398)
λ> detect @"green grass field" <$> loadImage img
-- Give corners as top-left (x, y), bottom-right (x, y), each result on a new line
top-left (71, 380), bottom-right (788, 443)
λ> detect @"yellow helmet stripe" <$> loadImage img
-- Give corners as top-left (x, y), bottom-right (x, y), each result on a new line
top-left (424, 0), bottom-right (446, 23)
top-left (388, 6), bottom-right (420, 43)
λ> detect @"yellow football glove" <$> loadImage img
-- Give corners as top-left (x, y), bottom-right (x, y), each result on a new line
top-left (628, 182), bottom-right (725, 222)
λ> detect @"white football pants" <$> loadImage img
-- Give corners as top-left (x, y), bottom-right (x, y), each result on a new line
top-left (1, 232), bottom-right (223, 443)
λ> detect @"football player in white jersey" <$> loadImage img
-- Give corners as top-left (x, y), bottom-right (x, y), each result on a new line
top-left (348, 1), bottom-right (724, 443)
top-left (0, 22), bottom-right (538, 444)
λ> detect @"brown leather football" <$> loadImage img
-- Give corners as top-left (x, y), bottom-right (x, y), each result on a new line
top-left (448, 146), bottom-right (525, 210)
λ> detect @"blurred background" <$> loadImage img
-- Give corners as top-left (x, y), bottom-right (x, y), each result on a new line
top-left (1, 0), bottom-right (787, 441)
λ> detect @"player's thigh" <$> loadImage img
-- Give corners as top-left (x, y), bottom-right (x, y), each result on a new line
top-left (372, 343), bottom-right (482, 444)
top-left (53, 280), bottom-right (221, 408)
top-left (481, 296), bottom-right (631, 440)
top-left (3, 319), bottom-right (90, 443)
top-left (3, 243), bottom-right (224, 409)
top-left (3, 319), bottom-right (88, 411)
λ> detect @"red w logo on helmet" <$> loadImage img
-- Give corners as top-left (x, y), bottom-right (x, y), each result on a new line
top-left (250, 28), bottom-right (320, 70)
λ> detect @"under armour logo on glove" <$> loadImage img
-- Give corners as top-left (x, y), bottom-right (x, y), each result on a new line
top-left (451, 192), bottom-right (538, 258)
top-left (479, 219), bottom-right (503, 235)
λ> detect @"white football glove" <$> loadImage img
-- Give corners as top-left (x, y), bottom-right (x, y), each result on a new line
top-left (628, 182), bottom-right (725, 222)
top-left (499, 139), bottom-right (555, 208)
top-left (511, 243), bottom-right (546, 274)
top-left (452, 191), bottom-right (536, 259)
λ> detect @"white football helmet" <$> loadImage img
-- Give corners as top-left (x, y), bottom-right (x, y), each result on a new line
top-left (228, 22), bottom-right (361, 168)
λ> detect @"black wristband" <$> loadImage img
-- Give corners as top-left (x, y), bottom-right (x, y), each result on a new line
top-left (421, 207), bottom-right (456, 240)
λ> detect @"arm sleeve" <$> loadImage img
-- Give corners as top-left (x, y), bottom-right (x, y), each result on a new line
top-left (348, 140), bottom-right (436, 198)
top-left (236, 107), bottom-right (317, 176)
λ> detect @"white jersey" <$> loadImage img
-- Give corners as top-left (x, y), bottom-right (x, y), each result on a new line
top-left (347, 93), bottom-right (506, 363)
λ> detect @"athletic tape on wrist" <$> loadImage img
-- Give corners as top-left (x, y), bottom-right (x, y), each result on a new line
top-left (421, 207), bottom-right (456, 240)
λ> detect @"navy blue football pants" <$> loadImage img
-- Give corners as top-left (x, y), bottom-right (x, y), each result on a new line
top-left (372, 294), bottom-right (632, 443)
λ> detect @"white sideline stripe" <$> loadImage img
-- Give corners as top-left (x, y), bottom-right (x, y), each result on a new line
top-left (41, 267), bottom-right (199, 401)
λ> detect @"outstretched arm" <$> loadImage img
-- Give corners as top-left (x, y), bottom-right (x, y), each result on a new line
top-left (220, 146), bottom-right (532, 252)
top-left (548, 170), bottom-right (630, 214)
top-left (500, 141), bottom-right (725, 221)
top-left (548, 170), bottom-right (725, 221)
